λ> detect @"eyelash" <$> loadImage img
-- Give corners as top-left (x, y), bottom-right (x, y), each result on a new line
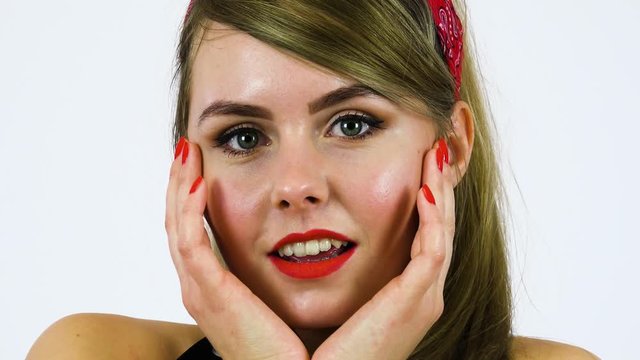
top-left (213, 112), bottom-right (385, 158)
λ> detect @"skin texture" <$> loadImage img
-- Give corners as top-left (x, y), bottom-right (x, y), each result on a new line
top-left (188, 23), bottom-right (438, 329)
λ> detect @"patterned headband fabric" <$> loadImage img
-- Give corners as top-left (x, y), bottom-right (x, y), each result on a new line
top-left (427, 0), bottom-right (464, 99)
top-left (183, 0), bottom-right (464, 99)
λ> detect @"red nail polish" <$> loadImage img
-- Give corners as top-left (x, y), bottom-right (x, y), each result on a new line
top-left (436, 147), bottom-right (444, 173)
top-left (421, 184), bottom-right (436, 205)
top-left (181, 140), bottom-right (190, 165)
top-left (189, 176), bottom-right (203, 194)
top-left (174, 137), bottom-right (186, 159)
top-left (438, 139), bottom-right (449, 164)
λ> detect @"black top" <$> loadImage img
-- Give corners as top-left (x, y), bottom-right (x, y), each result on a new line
top-left (176, 337), bottom-right (222, 360)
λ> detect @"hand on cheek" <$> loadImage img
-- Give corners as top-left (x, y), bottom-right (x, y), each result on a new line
top-left (166, 138), bottom-right (308, 360)
top-left (312, 139), bottom-right (456, 360)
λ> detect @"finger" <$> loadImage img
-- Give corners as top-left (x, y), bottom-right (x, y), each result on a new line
top-left (176, 139), bottom-right (201, 225)
top-left (436, 140), bottom-right (456, 294)
top-left (166, 137), bottom-right (187, 274)
top-left (401, 145), bottom-right (447, 298)
top-left (404, 138), bottom-right (453, 297)
top-left (420, 138), bottom-right (456, 294)
top-left (417, 140), bottom-right (445, 256)
top-left (178, 180), bottom-right (226, 285)
top-left (411, 143), bottom-right (440, 259)
top-left (174, 141), bottom-right (226, 285)
top-left (402, 186), bottom-right (446, 299)
top-left (439, 139), bottom-right (455, 238)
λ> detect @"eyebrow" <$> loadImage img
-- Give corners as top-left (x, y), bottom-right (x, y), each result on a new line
top-left (197, 84), bottom-right (381, 127)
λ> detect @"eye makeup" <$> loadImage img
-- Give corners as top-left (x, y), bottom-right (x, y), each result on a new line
top-left (211, 111), bottom-right (387, 158)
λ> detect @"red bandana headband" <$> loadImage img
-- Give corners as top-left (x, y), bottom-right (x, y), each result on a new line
top-left (427, 0), bottom-right (464, 99)
top-left (183, 0), bottom-right (463, 99)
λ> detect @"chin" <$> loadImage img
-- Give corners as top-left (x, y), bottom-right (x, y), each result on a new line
top-left (272, 290), bottom-right (363, 329)
top-left (282, 305), bottom-right (355, 329)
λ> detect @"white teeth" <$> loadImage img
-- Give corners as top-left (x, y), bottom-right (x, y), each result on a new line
top-left (293, 242), bottom-right (306, 257)
top-left (283, 244), bottom-right (294, 256)
top-left (319, 239), bottom-right (331, 252)
top-left (277, 238), bottom-right (348, 257)
top-left (305, 240), bottom-right (320, 255)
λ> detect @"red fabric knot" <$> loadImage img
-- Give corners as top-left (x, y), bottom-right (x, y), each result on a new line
top-left (427, 0), bottom-right (464, 99)
top-left (183, 0), bottom-right (195, 25)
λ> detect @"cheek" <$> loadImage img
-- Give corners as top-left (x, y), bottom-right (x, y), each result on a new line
top-left (339, 147), bottom-right (424, 247)
top-left (204, 170), bottom-right (264, 253)
top-left (352, 150), bottom-right (422, 215)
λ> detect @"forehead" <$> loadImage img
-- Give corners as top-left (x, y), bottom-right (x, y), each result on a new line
top-left (190, 22), bottom-right (351, 109)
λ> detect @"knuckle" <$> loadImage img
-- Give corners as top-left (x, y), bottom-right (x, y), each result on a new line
top-left (432, 297), bottom-right (445, 319)
top-left (181, 293), bottom-right (200, 318)
top-left (431, 246), bottom-right (446, 265)
top-left (176, 237), bottom-right (194, 259)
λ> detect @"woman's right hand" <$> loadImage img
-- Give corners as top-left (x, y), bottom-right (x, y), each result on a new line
top-left (165, 138), bottom-right (309, 360)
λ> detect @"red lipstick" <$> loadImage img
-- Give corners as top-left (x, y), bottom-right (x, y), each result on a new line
top-left (269, 229), bottom-right (356, 279)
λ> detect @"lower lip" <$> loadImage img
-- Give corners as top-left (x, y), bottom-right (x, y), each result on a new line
top-left (269, 247), bottom-right (355, 279)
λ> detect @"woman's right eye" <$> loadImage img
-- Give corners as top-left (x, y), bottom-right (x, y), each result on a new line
top-left (214, 125), bottom-right (268, 158)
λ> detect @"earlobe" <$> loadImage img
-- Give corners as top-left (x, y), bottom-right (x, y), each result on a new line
top-left (447, 101), bottom-right (475, 186)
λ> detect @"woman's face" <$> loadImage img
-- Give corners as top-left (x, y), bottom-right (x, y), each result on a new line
top-left (187, 23), bottom-right (437, 329)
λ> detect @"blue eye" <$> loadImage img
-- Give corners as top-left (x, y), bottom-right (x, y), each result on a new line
top-left (328, 112), bottom-right (384, 140)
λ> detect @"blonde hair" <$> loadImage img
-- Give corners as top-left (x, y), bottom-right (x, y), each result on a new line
top-left (172, 1), bottom-right (513, 358)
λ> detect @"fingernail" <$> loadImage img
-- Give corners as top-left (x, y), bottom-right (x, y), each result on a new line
top-left (174, 137), bottom-right (186, 159)
top-left (189, 176), bottom-right (203, 194)
top-left (181, 140), bottom-right (190, 165)
top-left (421, 184), bottom-right (436, 205)
top-left (436, 147), bottom-right (444, 173)
top-left (438, 138), bottom-right (449, 164)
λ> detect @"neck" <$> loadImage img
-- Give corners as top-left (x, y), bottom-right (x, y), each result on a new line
top-left (294, 327), bottom-right (338, 355)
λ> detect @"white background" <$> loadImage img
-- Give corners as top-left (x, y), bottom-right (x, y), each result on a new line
top-left (1, 0), bottom-right (638, 358)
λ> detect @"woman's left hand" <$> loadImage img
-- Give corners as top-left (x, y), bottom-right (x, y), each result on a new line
top-left (312, 139), bottom-right (455, 360)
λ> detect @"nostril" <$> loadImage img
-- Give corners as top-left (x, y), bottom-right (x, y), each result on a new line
top-left (278, 196), bottom-right (319, 210)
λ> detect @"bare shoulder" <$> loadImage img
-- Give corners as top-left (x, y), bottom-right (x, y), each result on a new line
top-left (511, 336), bottom-right (600, 360)
top-left (26, 313), bottom-right (204, 360)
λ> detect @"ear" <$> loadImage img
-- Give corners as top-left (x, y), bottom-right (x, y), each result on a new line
top-left (447, 101), bottom-right (475, 187)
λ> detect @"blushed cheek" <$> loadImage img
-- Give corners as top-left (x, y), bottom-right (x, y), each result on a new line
top-left (205, 176), bottom-right (264, 254)
top-left (368, 154), bottom-right (421, 210)
top-left (347, 149), bottom-right (423, 247)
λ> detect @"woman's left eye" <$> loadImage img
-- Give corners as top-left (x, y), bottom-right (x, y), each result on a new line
top-left (328, 112), bottom-right (384, 140)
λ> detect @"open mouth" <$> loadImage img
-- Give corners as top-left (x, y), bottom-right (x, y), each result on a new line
top-left (268, 235), bottom-right (357, 279)
top-left (271, 239), bottom-right (355, 263)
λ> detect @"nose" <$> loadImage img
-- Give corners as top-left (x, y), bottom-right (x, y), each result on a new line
top-left (270, 141), bottom-right (329, 211)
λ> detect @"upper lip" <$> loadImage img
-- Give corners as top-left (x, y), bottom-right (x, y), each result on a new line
top-left (270, 229), bottom-right (354, 252)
